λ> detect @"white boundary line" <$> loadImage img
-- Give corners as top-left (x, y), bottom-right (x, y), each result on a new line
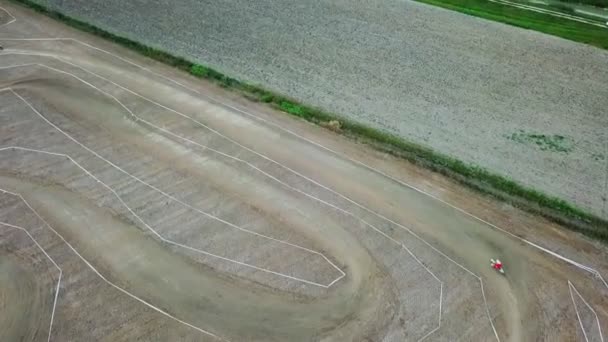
top-left (569, 280), bottom-right (605, 342)
top-left (572, 281), bottom-right (591, 342)
top-left (0, 145), bottom-right (343, 290)
top-left (0, 6), bottom-right (16, 28)
top-left (0, 221), bottom-right (62, 342)
top-left (0, 188), bottom-right (226, 341)
top-left (0, 60), bottom-right (450, 339)
top-left (0, 143), bottom-right (339, 289)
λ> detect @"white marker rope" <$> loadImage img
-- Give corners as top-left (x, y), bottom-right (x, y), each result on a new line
top-left (569, 280), bottom-right (605, 342)
top-left (0, 142), bottom-right (342, 288)
top-left (0, 7), bottom-right (16, 28)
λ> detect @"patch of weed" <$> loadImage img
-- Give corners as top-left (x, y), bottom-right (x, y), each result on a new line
top-left (508, 130), bottom-right (574, 153)
top-left (260, 93), bottom-right (274, 103)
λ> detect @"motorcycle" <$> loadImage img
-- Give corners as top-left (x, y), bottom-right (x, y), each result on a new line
top-left (490, 258), bottom-right (505, 274)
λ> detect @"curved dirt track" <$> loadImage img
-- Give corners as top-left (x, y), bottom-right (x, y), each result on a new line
top-left (0, 3), bottom-right (607, 341)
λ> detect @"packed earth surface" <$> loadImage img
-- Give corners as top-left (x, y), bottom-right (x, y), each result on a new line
top-left (0, 3), bottom-right (607, 341)
top-left (25, 0), bottom-right (608, 219)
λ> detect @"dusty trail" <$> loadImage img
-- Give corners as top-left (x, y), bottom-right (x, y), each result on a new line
top-left (1, 2), bottom-right (607, 341)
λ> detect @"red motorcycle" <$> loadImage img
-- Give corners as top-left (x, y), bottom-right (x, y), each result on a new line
top-left (490, 259), bottom-right (505, 274)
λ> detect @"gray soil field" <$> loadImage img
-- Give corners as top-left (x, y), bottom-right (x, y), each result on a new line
top-left (24, 0), bottom-right (608, 219)
top-left (1, 3), bottom-right (608, 341)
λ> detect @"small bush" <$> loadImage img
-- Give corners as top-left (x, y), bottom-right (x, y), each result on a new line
top-left (190, 64), bottom-right (210, 77)
top-left (322, 120), bottom-right (342, 132)
top-left (218, 75), bottom-right (238, 87)
top-left (260, 93), bottom-right (274, 103)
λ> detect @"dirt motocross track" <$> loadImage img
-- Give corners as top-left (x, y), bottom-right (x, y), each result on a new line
top-left (1, 3), bottom-right (607, 341)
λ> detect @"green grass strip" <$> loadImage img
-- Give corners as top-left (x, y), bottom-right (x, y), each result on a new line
top-left (413, 0), bottom-right (608, 50)
top-left (10, 0), bottom-right (608, 241)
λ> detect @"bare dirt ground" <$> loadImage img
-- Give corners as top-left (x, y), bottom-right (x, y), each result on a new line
top-left (0, 3), bottom-right (607, 341)
top-left (25, 0), bottom-right (608, 219)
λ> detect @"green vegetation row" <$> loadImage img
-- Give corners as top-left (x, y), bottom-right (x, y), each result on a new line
top-left (414, 0), bottom-right (608, 50)
top-left (11, 0), bottom-right (608, 241)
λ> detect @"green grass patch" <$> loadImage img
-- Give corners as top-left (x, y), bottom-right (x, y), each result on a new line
top-left (413, 0), bottom-right (608, 50)
top-left (11, 0), bottom-right (608, 241)
top-left (279, 101), bottom-right (305, 117)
